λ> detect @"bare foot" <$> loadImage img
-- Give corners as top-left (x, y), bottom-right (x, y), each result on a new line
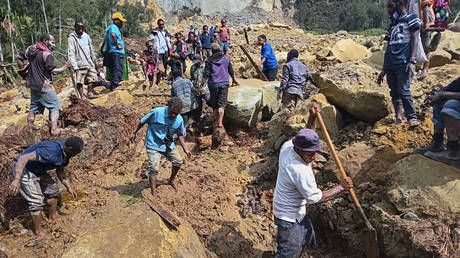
top-left (36, 231), bottom-right (47, 240)
top-left (417, 70), bottom-right (429, 80)
top-left (48, 217), bottom-right (60, 224)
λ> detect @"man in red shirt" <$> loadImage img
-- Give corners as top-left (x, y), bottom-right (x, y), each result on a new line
top-left (218, 19), bottom-right (230, 55)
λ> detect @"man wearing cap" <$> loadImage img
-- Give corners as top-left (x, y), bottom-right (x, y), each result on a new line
top-left (103, 12), bottom-right (126, 90)
top-left (273, 105), bottom-right (354, 257)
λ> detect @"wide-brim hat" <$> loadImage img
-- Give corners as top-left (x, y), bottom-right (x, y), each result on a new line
top-left (292, 129), bottom-right (321, 152)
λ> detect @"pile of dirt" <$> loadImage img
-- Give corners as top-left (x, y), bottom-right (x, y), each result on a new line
top-left (0, 96), bottom-right (140, 219)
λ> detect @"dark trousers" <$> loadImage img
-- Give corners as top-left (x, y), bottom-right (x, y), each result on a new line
top-left (385, 67), bottom-right (417, 120)
top-left (109, 52), bottom-right (124, 90)
top-left (263, 66), bottom-right (278, 81)
top-left (159, 53), bottom-right (168, 75)
top-left (275, 216), bottom-right (316, 258)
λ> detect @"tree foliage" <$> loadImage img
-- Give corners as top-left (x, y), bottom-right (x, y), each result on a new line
top-left (0, 0), bottom-right (152, 62)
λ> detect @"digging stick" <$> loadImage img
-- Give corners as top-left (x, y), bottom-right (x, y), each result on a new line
top-left (316, 112), bottom-right (379, 258)
top-left (239, 45), bottom-right (268, 81)
top-left (243, 28), bottom-right (249, 45)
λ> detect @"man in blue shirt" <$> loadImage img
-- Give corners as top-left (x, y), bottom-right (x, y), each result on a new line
top-left (258, 34), bottom-right (279, 81)
top-left (377, 0), bottom-right (421, 127)
top-left (130, 97), bottom-right (191, 196)
top-left (103, 12), bottom-right (126, 90)
top-left (200, 25), bottom-right (213, 59)
top-left (8, 137), bottom-right (84, 240)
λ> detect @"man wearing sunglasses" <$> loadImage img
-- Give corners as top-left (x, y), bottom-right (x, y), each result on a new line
top-left (273, 105), bottom-right (354, 257)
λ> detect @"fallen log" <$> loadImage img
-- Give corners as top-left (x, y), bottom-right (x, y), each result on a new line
top-left (142, 189), bottom-right (181, 230)
top-left (239, 45), bottom-right (268, 81)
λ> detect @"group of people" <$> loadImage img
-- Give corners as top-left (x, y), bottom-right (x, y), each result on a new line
top-left (7, 2), bottom-right (460, 257)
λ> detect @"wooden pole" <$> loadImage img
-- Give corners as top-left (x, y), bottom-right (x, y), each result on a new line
top-left (239, 45), bottom-right (268, 81)
top-left (316, 112), bottom-right (379, 257)
top-left (0, 36), bottom-right (4, 62)
top-left (59, 0), bottom-right (62, 46)
top-left (243, 28), bottom-right (249, 45)
top-left (40, 0), bottom-right (50, 34)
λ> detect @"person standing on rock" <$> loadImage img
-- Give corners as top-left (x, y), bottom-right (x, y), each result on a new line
top-left (171, 68), bottom-right (199, 129)
top-left (141, 39), bottom-right (160, 89)
top-left (201, 43), bottom-right (239, 129)
top-left (377, 0), bottom-right (422, 126)
top-left (200, 25), bottom-right (213, 59)
top-left (8, 136), bottom-right (84, 240)
top-left (102, 12), bottom-right (127, 91)
top-left (278, 49), bottom-right (317, 109)
top-left (257, 34), bottom-right (279, 81)
top-left (169, 32), bottom-right (188, 77)
top-left (191, 54), bottom-right (210, 121)
top-left (218, 19), bottom-right (230, 55)
top-left (413, 0), bottom-right (442, 80)
top-left (150, 19), bottom-right (172, 80)
top-left (68, 20), bottom-right (100, 99)
top-left (273, 105), bottom-right (354, 257)
top-left (18, 33), bottom-right (72, 135)
top-left (130, 97), bottom-right (191, 196)
top-left (424, 77), bottom-right (460, 161)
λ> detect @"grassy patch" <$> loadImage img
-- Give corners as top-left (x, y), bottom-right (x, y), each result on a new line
top-left (121, 193), bottom-right (140, 205)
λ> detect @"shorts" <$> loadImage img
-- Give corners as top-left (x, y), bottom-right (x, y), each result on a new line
top-left (220, 41), bottom-right (229, 53)
top-left (76, 67), bottom-right (98, 85)
top-left (30, 89), bottom-right (62, 115)
top-left (208, 84), bottom-right (229, 109)
top-left (146, 148), bottom-right (183, 179)
top-left (432, 99), bottom-right (460, 129)
top-left (12, 163), bottom-right (60, 212)
top-left (275, 216), bottom-right (316, 258)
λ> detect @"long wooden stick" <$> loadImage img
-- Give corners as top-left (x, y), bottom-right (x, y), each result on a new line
top-left (239, 45), bottom-right (268, 81)
top-left (316, 112), bottom-right (376, 232)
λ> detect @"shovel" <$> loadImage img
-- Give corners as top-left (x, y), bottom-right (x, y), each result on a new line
top-left (316, 111), bottom-right (379, 258)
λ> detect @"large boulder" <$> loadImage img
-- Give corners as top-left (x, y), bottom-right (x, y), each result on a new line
top-left (430, 49), bottom-right (452, 67)
top-left (437, 30), bottom-right (460, 50)
top-left (322, 142), bottom-right (394, 184)
top-left (225, 79), bottom-right (280, 128)
top-left (313, 61), bottom-right (392, 123)
top-left (90, 90), bottom-right (134, 107)
top-left (330, 39), bottom-right (371, 63)
top-left (63, 202), bottom-right (207, 258)
top-left (386, 154), bottom-right (460, 214)
top-left (370, 154), bottom-right (460, 257)
top-left (363, 50), bottom-right (385, 70)
top-left (268, 94), bottom-right (343, 150)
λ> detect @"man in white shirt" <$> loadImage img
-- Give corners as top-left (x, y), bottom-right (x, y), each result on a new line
top-left (273, 105), bottom-right (354, 257)
top-left (68, 21), bottom-right (100, 99)
top-left (150, 19), bottom-right (171, 79)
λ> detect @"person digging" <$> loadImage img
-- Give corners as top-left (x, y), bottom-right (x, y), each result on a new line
top-left (8, 137), bottom-right (84, 240)
top-left (130, 97), bottom-right (191, 197)
top-left (272, 105), bottom-right (354, 257)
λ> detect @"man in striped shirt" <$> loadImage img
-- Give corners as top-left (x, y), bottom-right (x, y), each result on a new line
top-left (378, 0), bottom-right (422, 126)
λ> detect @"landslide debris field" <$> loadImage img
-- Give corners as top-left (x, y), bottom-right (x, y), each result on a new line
top-left (1, 21), bottom-right (460, 258)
